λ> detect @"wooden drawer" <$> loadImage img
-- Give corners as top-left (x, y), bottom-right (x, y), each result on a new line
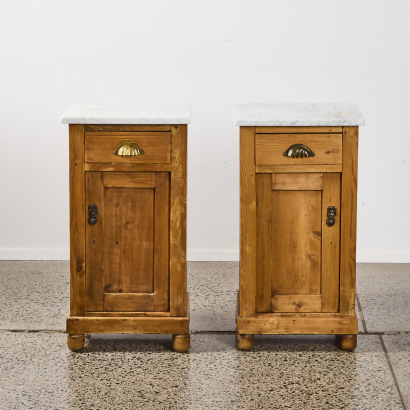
top-left (255, 134), bottom-right (342, 165)
top-left (85, 132), bottom-right (171, 163)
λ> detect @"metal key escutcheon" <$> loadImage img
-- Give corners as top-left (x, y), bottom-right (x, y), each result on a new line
top-left (326, 206), bottom-right (337, 227)
top-left (88, 204), bottom-right (98, 226)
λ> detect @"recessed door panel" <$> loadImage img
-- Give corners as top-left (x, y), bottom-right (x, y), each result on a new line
top-left (271, 189), bottom-right (322, 297)
top-left (103, 187), bottom-right (154, 294)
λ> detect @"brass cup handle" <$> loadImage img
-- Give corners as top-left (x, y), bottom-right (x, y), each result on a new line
top-left (283, 144), bottom-right (315, 158)
top-left (114, 142), bottom-right (145, 156)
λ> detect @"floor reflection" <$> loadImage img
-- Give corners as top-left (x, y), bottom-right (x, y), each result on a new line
top-left (66, 334), bottom-right (192, 409)
top-left (235, 335), bottom-right (357, 409)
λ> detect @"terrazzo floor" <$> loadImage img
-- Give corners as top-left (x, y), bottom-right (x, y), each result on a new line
top-left (0, 261), bottom-right (409, 409)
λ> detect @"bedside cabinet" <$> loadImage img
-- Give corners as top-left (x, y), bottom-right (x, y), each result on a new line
top-left (61, 104), bottom-right (191, 352)
top-left (235, 104), bottom-right (364, 352)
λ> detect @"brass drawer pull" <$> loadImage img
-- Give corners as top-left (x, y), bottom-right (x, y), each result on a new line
top-left (283, 144), bottom-right (315, 158)
top-left (114, 142), bottom-right (145, 156)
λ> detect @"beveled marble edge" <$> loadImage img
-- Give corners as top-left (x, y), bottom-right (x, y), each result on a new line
top-left (61, 103), bottom-right (192, 124)
top-left (234, 103), bottom-right (365, 126)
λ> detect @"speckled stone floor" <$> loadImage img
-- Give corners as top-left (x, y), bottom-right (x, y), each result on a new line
top-left (0, 261), bottom-right (409, 409)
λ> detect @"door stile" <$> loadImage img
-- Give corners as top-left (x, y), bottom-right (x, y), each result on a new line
top-left (154, 172), bottom-right (170, 311)
top-left (255, 173), bottom-right (272, 313)
top-left (321, 173), bottom-right (341, 312)
top-left (86, 172), bottom-right (105, 312)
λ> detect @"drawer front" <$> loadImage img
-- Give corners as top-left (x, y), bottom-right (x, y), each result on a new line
top-left (85, 132), bottom-right (171, 163)
top-left (255, 134), bottom-right (342, 165)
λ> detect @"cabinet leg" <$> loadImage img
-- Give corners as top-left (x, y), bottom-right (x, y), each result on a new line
top-left (237, 334), bottom-right (254, 351)
top-left (336, 334), bottom-right (357, 352)
top-left (172, 334), bottom-right (190, 353)
top-left (67, 334), bottom-right (85, 352)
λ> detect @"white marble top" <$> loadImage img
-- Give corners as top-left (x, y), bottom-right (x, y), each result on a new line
top-left (61, 103), bottom-right (191, 124)
top-left (234, 103), bottom-right (364, 126)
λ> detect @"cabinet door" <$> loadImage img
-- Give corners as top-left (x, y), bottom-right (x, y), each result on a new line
top-left (256, 173), bottom-right (340, 313)
top-left (85, 171), bottom-right (169, 313)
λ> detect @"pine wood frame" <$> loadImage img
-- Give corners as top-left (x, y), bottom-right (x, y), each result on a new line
top-left (67, 124), bottom-right (189, 351)
top-left (237, 126), bottom-right (359, 351)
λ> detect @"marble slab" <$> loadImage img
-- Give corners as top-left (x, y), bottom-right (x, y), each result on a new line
top-left (234, 103), bottom-right (365, 126)
top-left (61, 103), bottom-right (191, 124)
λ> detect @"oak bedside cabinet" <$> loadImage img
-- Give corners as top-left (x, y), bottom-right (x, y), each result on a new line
top-left (234, 103), bottom-right (364, 352)
top-left (61, 104), bottom-right (191, 352)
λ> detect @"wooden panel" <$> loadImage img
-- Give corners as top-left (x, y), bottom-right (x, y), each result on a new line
top-left (240, 127), bottom-right (257, 317)
top-left (237, 314), bottom-right (358, 335)
top-left (104, 293), bottom-right (155, 312)
top-left (272, 295), bottom-right (322, 313)
top-left (321, 173), bottom-right (341, 312)
top-left (340, 127), bottom-right (359, 316)
top-left (103, 187), bottom-right (154, 295)
top-left (257, 164), bottom-right (342, 173)
top-left (86, 172), bottom-right (104, 311)
top-left (255, 174), bottom-right (272, 313)
top-left (154, 172), bottom-right (170, 311)
top-left (85, 124), bottom-right (171, 132)
top-left (256, 126), bottom-right (343, 134)
top-left (67, 315), bottom-right (189, 334)
top-left (271, 173), bottom-right (323, 190)
top-left (169, 125), bottom-right (187, 317)
top-left (85, 132), bottom-right (171, 163)
top-left (271, 190), bottom-right (322, 296)
top-left (86, 311), bottom-right (171, 317)
top-left (86, 310), bottom-right (171, 317)
top-left (69, 124), bottom-right (86, 316)
top-left (255, 134), bottom-right (342, 165)
top-left (85, 163), bottom-right (172, 172)
top-left (103, 172), bottom-right (155, 188)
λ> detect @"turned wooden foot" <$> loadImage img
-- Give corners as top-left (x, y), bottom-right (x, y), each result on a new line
top-left (67, 334), bottom-right (85, 352)
top-left (336, 334), bottom-right (357, 352)
top-left (172, 334), bottom-right (190, 352)
top-left (237, 334), bottom-right (254, 351)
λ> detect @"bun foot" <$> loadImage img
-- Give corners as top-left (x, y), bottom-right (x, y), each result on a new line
top-left (336, 334), bottom-right (357, 352)
top-left (67, 334), bottom-right (85, 352)
top-left (237, 334), bottom-right (254, 351)
top-left (172, 334), bottom-right (190, 352)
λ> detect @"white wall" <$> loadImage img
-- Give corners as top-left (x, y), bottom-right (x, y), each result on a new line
top-left (0, 0), bottom-right (409, 262)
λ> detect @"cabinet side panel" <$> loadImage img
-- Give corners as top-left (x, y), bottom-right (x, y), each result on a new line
top-left (340, 127), bottom-right (358, 316)
top-left (256, 174), bottom-right (272, 313)
top-left (69, 124), bottom-right (86, 316)
top-left (239, 127), bottom-right (257, 317)
top-left (85, 172), bottom-right (104, 311)
top-left (321, 173), bottom-right (341, 312)
top-left (169, 125), bottom-right (187, 317)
